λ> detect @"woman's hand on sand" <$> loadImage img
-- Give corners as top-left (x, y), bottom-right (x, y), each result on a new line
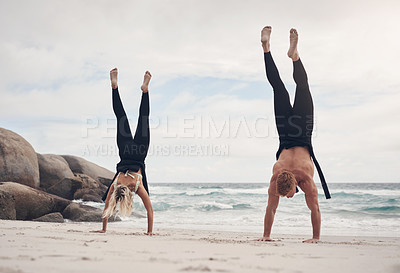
top-left (255, 236), bottom-right (274, 242)
top-left (90, 230), bottom-right (106, 233)
top-left (303, 238), bottom-right (319, 243)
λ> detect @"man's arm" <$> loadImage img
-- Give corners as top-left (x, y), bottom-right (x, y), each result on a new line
top-left (257, 180), bottom-right (280, 241)
top-left (301, 179), bottom-right (321, 243)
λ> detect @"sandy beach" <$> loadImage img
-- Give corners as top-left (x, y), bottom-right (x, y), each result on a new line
top-left (0, 220), bottom-right (399, 273)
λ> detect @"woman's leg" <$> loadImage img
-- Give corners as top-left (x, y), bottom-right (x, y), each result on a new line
top-left (111, 68), bottom-right (134, 148)
top-left (133, 71), bottom-right (151, 144)
top-left (132, 71), bottom-right (151, 159)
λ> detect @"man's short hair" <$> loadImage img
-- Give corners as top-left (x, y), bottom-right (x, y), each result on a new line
top-left (276, 171), bottom-right (296, 196)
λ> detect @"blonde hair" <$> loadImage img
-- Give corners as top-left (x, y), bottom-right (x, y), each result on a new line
top-left (102, 185), bottom-right (133, 218)
top-left (276, 171), bottom-right (297, 196)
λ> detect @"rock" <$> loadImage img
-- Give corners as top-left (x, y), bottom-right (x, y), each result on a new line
top-left (62, 203), bottom-right (103, 222)
top-left (0, 128), bottom-right (40, 188)
top-left (37, 154), bottom-right (74, 189)
top-left (98, 176), bottom-right (114, 188)
top-left (33, 212), bottom-right (64, 223)
top-left (61, 155), bottom-right (114, 186)
top-left (46, 174), bottom-right (107, 202)
top-left (62, 203), bottom-right (120, 222)
top-left (75, 192), bottom-right (104, 203)
top-left (0, 189), bottom-right (16, 219)
top-left (47, 178), bottom-right (83, 200)
top-left (73, 174), bottom-right (107, 202)
top-left (0, 182), bottom-right (70, 220)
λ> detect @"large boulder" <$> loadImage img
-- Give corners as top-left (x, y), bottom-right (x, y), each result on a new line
top-left (37, 153), bottom-right (74, 189)
top-left (0, 189), bottom-right (16, 219)
top-left (61, 155), bottom-right (114, 186)
top-left (47, 177), bottom-right (83, 200)
top-left (0, 128), bottom-right (40, 188)
top-left (62, 203), bottom-right (120, 222)
top-left (0, 182), bottom-right (70, 220)
top-left (33, 212), bottom-right (64, 223)
top-left (73, 174), bottom-right (107, 202)
top-left (0, 182), bottom-right (110, 222)
top-left (46, 174), bottom-right (107, 202)
top-left (62, 203), bottom-right (103, 222)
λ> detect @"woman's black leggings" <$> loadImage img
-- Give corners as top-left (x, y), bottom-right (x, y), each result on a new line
top-left (264, 52), bottom-right (313, 140)
top-left (112, 88), bottom-right (150, 162)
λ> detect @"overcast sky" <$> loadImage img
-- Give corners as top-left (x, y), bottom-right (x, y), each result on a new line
top-left (1, 0), bottom-right (399, 183)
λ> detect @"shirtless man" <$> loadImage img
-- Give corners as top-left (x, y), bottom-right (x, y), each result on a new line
top-left (257, 26), bottom-right (330, 244)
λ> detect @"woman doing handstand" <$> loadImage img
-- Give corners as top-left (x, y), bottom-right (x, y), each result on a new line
top-left (91, 68), bottom-right (154, 235)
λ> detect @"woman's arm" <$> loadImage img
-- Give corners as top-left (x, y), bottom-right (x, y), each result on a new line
top-left (137, 185), bottom-right (154, 235)
top-left (90, 184), bottom-right (114, 233)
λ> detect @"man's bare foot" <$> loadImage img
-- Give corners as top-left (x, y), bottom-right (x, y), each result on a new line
top-left (110, 68), bottom-right (118, 89)
top-left (287, 28), bottom-right (299, 61)
top-left (261, 26), bottom-right (272, 53)
top-left (141, 71), bottom-right (152, 93)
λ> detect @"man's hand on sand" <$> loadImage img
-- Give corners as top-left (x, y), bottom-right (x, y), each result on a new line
top-left (303, 238), bottom-right (319, 243)
top-left (255, 236), bottom-right (274, 242)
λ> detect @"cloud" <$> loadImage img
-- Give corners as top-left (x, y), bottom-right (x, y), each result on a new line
top-left (1, 0), bottom-right (399, 183)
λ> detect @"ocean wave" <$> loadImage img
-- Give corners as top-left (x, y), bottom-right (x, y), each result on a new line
top-left (151, 202), bottom-right (172, 211)
top-left (327, 207), bottom-right (400, 219)
top-left (331, 191), bottom-right (375, 198)
top-left (194, 201), bottom-right (253, 211)
top-left (329, 189), bottom-right (400, 197)
top-left (151, 186), bottom-right (267, 197)
top-left (362, 206), bottom-right (400, 213)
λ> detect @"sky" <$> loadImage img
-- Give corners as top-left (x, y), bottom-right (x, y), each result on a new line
top-left (1, 0), bottom-right (399, 183)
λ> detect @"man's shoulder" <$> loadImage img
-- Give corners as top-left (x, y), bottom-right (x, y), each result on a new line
top-left (297, 174), bottom-right (317, 194)
top-left (268, 175), bottom-right (279, 195)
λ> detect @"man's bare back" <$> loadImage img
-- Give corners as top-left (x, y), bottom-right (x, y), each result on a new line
top-left (271, 147), bottom-right (315, 197)
top-left (264, 146), bottom-right (321, 243)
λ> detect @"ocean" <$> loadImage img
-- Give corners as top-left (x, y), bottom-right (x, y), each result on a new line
top-left (80, 183), bottom-right (400, 237)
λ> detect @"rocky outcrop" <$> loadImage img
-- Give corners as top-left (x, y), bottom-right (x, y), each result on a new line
top-left (0, 182), bottom-right (109, 222)
top-left (0, 128), bottom-right (119, 223)
top-left (37, 154), bottom-right (74, 190)
top-left (0, 128), bottom-right (40, 188)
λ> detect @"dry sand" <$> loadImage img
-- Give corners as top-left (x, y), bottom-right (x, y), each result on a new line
top-left (0, 220), bottom-right (399, 273)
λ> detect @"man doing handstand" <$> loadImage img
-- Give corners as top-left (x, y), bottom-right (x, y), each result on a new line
top-left (257, 26), bottom-right (330, 244)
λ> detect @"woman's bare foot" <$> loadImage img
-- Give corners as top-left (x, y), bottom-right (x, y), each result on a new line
top-left (261, 26), bottom-right (272, 52)
top-left (287, 28), bottom-right (299, 61)
top-left (110, 68), bottom-right (118, 89)
top-left (303, 238), bottom-right (319, 244)
top-left (141, 71), bottom-right (152, 93)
